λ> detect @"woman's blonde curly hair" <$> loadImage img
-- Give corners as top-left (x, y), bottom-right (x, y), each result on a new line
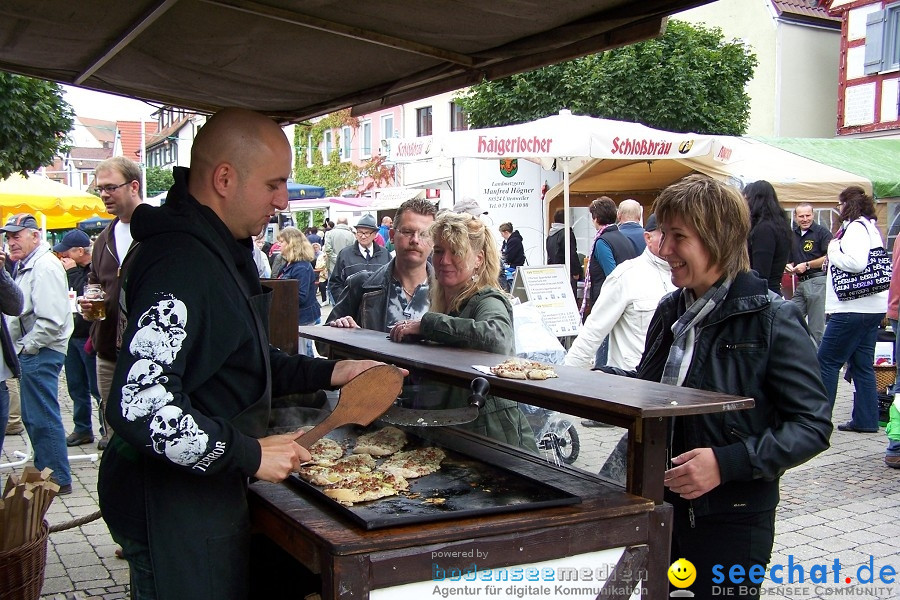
top-left (279, 227), bottom-right (315, 263)
top-left (428, 212), bottom-right (501, 314)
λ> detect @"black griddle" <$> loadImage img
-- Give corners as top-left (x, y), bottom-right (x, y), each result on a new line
top-left (285, 428), bottom-right (581, 530)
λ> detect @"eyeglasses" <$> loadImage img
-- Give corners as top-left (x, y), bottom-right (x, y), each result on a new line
top-left (396, 229), bottom-right (431, 240)
top-left (356, 229), bottom-right (376, 236)
top-left (94, 181), bottom-right (132, 194)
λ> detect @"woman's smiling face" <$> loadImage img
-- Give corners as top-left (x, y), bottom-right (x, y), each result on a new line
top-left (658, 215), bottom-right (723, 297)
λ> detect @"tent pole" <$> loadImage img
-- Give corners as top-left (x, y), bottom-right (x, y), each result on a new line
top-left (563, 162), bottom-right (571, 288)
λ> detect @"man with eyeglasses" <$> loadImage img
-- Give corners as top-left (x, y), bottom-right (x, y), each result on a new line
top-left (328, 199), bottom-right (436, 331)
top-left (81, 156), bottom-right (144, 451)
top-left (326, 213), bottom-right (390, 302)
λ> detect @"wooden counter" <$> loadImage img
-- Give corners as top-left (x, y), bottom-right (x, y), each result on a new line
top-left (299, 325), bottom-right (754, 503)
top-left (248, 326), bottom-right (754, 599)
top-left (250, 429), bottom-right (665, 599)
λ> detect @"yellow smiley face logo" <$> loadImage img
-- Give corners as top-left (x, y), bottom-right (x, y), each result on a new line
top-left (668, 558), bottom-right (697, 588)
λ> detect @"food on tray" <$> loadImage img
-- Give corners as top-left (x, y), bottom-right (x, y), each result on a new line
top-left (294, 426), bottom-right (452, 507)
top-left (324, 470), bottom-right (410, 506)
top-left (352, 425), bottom-right (407, 456)
top-left (296, 428), bottom-right (344, 464)
top-left (377, 447), bottom-right (446, 479)
top-left (490, 358), bottom-right (558, 380)
top-left (296, 453), bottom-right (376, 486)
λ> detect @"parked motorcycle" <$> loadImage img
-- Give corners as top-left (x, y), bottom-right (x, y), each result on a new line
top-left (522, 404), bottom-right (580, 465)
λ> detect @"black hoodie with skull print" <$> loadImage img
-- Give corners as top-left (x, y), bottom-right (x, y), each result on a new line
top-left (98, 167), bottom-right (337, 597)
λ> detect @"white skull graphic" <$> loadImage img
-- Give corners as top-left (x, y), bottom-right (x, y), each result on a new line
top-left (126, 359), bottom-right (166, 386)
top-left (121, 383), bottom-right (173, 421)
top-left (165, 419), bottom-right (209, 465)
top-left (149, 405), bottom-right (183, 453)
top-left (139, 297), bottom-right (188, 330)
top-left (147, 405), bottom-right (209, 466)
top-left (130, 297), bottom-right (189, 365)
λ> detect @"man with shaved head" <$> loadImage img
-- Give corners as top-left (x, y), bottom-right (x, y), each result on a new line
top-left (98, 108), bottom-right (388, 599)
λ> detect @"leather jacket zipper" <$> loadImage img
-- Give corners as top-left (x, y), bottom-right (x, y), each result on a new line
top-left (689, 504), bottom-right (696, 528)
top-left (723, 342), bottom-right (763, 350)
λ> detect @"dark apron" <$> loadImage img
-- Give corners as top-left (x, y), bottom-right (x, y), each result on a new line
top-left (145, 286), bottom-right (273, 599)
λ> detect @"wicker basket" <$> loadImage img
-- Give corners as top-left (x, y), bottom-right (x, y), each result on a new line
top-left (0, 521), bottom-right (48, 600)
top-left (875, 365), bottom-right (896, 394)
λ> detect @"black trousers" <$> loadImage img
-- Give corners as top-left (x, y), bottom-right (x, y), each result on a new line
top-left (671, 506), bottom-right (776, 600)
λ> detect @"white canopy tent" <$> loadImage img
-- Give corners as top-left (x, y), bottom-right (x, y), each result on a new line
top-left (393, 110), bottom-right (730, 275)
top-left (543, 136), bottom-right (872, 206)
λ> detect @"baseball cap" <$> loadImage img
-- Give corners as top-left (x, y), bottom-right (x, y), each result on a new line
top-left (644, 214), bottom-right (659, 232)
top-left (452, 198), bottom-right (487, 217)
top-left (53, 229), bottom-right (92, 252)
top-left (0, 213), bottom-right (39, 233)
top-left (356, 213), bottom-right (378, 230)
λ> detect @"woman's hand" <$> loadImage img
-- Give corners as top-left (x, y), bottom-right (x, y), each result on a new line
top-left (389, 319), bottom-right (422, 343)
top-left (663, 447), bottom-right (721, 500)
top-left (329, 316), bottom-right (359, 328)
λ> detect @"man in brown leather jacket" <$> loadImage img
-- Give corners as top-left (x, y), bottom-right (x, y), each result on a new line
top-left (83, 156), bottom-right (144, 450)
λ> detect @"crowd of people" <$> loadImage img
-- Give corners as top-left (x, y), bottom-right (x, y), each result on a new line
top-left (0, 107), bottom-right (896, 600)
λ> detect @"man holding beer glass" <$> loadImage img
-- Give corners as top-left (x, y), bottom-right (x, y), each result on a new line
top-left (80, 156), bottom-right (144, 451)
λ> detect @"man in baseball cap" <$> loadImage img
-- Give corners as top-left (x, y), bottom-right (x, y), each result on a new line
top-left (54, 229), bottom-right (102, 448)
top-left (1, 212), bottom-right (75, 493)
top-left (0, 213), bottom-right (39, 233)
top-left (52, 229), bottom-right (92, 254)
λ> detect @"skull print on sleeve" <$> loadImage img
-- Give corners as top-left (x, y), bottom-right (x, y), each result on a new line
top-left (122, 295), bottom-right (209, 466)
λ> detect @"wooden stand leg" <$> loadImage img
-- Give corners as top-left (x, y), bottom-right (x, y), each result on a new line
top-left (645, 503), bottom-right (673, 598)
top-left (627, 417), bottom-right (668, 503)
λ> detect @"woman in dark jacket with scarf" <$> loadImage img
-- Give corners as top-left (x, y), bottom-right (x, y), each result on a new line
top-left (602, 176), bottom-right (831, 599)
top-left (277, 227), bottom-right (321, 356)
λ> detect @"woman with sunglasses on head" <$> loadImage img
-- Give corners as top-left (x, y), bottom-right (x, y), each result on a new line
top-left (390, 211), bottom-right (536, 450)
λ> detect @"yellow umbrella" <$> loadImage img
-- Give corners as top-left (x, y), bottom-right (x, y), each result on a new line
top-left (0, 173), bottom-right (112, 229)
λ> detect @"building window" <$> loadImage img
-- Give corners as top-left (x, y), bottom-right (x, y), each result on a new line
top-left (450, 102), bottom-right (468, 131)
top-left (360, 121), bottom-right (372, 158)
top-left (865, 3), bottom-right (900, 75)
top-left (340, 126), bottom-right (352, 161)
top-left (416, 107), bottom-right (432, 136)
top-left (323, 130), bottom-right (333, 164)
top-left (381, 114), bottom-right (394, 139)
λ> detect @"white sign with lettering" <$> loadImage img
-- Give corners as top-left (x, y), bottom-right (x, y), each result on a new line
top-left (510, 265), bottom-right (581, 337)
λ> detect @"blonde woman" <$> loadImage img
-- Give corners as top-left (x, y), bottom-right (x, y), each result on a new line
top-left (278, 227), bottom-right (321, 356)
top-left (390, 212), bottom-right (535, 449)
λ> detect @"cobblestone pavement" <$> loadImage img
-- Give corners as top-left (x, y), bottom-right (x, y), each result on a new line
top-left (1, 364), bottom-right (897, 599)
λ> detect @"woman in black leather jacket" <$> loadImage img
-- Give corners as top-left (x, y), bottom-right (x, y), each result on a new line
top-left (606, 176), bottom-right (831, 599)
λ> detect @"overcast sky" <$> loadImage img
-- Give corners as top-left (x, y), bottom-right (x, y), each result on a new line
top-left (63, 85), bottom-right (160, 121)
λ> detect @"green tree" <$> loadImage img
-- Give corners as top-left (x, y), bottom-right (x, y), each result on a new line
top-left (455, 20), bottom-right (757, 135)
top-left (145, 166), bottom-right (174, 196)
top-left (292, 110), bottom-right (361, 196)
top-left (0, 72), bottom-right (74, 180)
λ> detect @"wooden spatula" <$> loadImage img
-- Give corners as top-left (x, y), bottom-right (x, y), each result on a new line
top-left (294, 364), bottom-right (404, 448)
